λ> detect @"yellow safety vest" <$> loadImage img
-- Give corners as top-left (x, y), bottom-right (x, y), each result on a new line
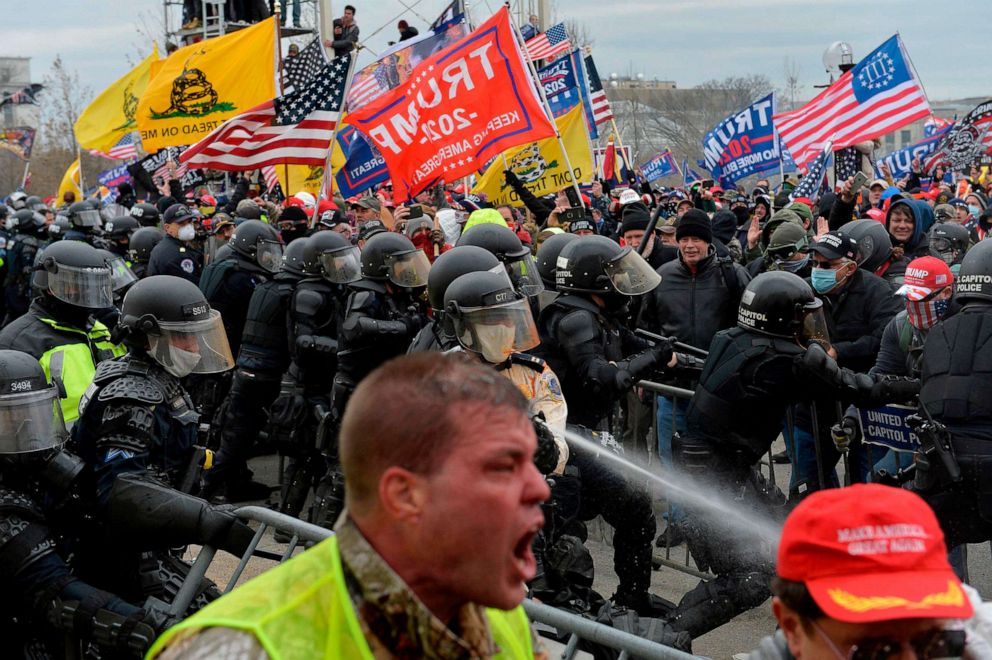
top-left (148, 536), bottom-right (535, 660)
top-left (37, 318), bottom-right (126, 423)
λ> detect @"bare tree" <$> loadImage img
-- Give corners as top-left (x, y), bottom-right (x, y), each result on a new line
top-left (783, 57), bottom-right (801, 112)
top-left (561, 18), bottom-right (594, 49)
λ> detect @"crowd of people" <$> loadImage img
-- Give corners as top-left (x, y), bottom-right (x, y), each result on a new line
top-left (3, 128), bottom-right (992, 656)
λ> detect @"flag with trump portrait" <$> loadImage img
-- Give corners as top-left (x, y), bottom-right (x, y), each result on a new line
top-left (344, 7), bottom-right (557, 202)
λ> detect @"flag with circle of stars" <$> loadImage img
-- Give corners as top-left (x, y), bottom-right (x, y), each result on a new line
top-left (274, 53), bottom-right (351, 126)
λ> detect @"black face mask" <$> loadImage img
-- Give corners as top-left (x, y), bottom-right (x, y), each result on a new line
top-left (732, 206), bottom-right (751, 227)
top-left (601, 291), bottom-right (631, 317)
top-left (280, 227), bottom-right (307, 244)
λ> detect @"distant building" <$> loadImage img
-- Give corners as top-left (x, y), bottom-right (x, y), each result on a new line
top-left (0, 57), bottom-right (40, 129)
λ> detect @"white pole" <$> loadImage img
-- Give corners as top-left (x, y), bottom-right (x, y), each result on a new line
top-left (310, 52), bottom-right (360, 226)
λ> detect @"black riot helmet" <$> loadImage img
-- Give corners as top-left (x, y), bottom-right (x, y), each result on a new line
top-left (127, 227), bottom-right (165, 265)
top-left (66, 201), bottom-right (102, 230)
top-left (118, 275), bottom-right (235, 377)
top-left (228, 219), bottom-right (284, 273)
top-left (280, 237), bottom-right (309, 277)
top-left (96, 248), bottom-right (138, 294)
top-left (0, 350), bottom-right (68, 456)
top-left (456, 224), bottom-right (543, 296)
top-left (444, 270), bottom-right (540, 364)
top-left (303, 231), bottom-right (361, 283)
top-left (954, 239), bottom-right (992, 303)
top-left (536, 232), bottom-right (578, 290)
top-left (129, 202), bottom-right (161, 227)
top-left (32, 241), bottom-right (113, 310)
top-left (11, 209), bottom-right (48, 238)
top-left (360, 232), bottom-right (431, 287)
top-left (737, 271), bottom-right (829, 345)
top-left (840, 219), bottom-right (893, 273)
top-left (24, 195), bottom-right (46, 212)
top-left (8, 191), bottom-right (27, 210)
top-left (929, 222), bottom-right (970, 268)
top-left (556, 235), bottom-right (660, 296)
top-left (103, 215), bottom-right (140, 241)
top-left (427, 245), bottom-right (502, 313)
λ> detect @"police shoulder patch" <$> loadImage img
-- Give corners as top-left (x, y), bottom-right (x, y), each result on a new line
top-left (181, 258), bottom-right (195, 274)
top-left (510, 352), bottom-right (545, 373)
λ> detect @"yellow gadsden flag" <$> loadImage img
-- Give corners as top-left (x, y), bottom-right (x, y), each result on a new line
top-left (473, 104), bottom-right (593, 206)
top-left (137, 18), bottom-right (276, 152)
top-left (56, 158), bottom-right (82, 203)
top-left (278, 164), bottom-right (325, 198)
top-left (74, 47), bottom-right (159, 155)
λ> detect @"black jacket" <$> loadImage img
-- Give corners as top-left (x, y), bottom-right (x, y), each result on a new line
top-left (814, 268), bottom-right (901, 374)
top-left (147, 235), bottom-right (203, 285)
top-left (639, 249), bottom-right (751, 351)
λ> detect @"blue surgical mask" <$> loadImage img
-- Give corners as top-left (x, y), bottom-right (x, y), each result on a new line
top-left (969, 205), bottom-right (982, 218)
top-left (778, 254), bottom-right (809, 273)
top-left (810, 268), bottom-right (839, 293)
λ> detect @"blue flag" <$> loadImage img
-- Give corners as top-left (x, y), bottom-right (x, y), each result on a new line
top-left (682, 159), bottom-right (704, 184)
top-left (876, 125), bottom-right (952, 179)
top-left (537, 50), bottom-right (598, 139)
top-left (640, 149), bottom-right (679, 182)
top-left (334, 125), bottom-right (388, 198)
top-left (702, 93), bottom-right (780, 184)
top-left (790, 141), bottom-right (833, 202)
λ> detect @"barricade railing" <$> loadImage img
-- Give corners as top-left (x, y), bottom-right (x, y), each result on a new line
top-left (169, 506), bottom-right (699, 659)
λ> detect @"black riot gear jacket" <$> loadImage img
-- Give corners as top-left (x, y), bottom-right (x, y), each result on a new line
top-left (954, 239), bottom-right (992, 303)
top-left (737, 271), bottom-right (820, 339)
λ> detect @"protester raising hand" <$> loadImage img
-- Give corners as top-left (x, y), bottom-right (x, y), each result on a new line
top-left (746, 214), bottom-right (761, 249)
top-left (839, 175), bottom-right (855, 203)
top-left (815, 216), bottom-right (829, 240)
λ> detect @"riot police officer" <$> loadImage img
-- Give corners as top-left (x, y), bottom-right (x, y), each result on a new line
top-left (667, 271), bottom-right (920, 638)
top-left (128, 227), bottom-right (165, 279)
top-left (3, 208), bottom-right (48, 324)
top-left (407, 245), bottom-right (502, 354)
top-left (455, 222), bottom-right (544, 299)
top-left (103, 215), bottom-right (141, 260)
top-left (332, 232), bottom-right (430, 418)
top-left (198, 219), bottom-right (283, 357)
top-left (537, 234), bottom-right (677, 616)
top-left (0, 240), bottom-right (126, 424)
top-left (72, 275), bottom-right (235, 504)
top-left (129, 202), bottom-right (161, 228)
top-left (202, 237), bottom-right (311, 503)
top-left (64, 200), bottom-right (110, 247)
top-left (273, 232), bottom-right (361, 524)
top-left (534, 231), bottom-right (578, 312)
top-left (147, 204), bottom-right (204, 284)
top-left (929, 222), bottom-right (971, 276)
top-left (0, 350), bottom-right (168, 657)
top-left (915, 240), bottom-right (992, 559)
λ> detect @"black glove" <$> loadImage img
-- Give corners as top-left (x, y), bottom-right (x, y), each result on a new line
top-left (650, 337), bottom-right (676, 370)
top-left (532, 413), bottom-right (560, 475)
top-left (671, 351), bottom-right (705, 372)
top-left (198, 505), bottom-right (257, 556)
top-left (830, 416), bottom-right (860, 452)
top-left (870, 376), bottom-right (920, 403)
top-left (270, 378), bottom-right (307, 428)
top-left (402, 313), bottom-right (428, 335)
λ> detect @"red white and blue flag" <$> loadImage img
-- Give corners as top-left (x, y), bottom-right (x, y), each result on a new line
top-left (90, 132), bottom-right (140, 161)
top-left (583, 53), bottom-right (613, 126)
top-left (790, 140), bottom-right (833, 202)
top-left (774, 35), bottom-right (930, 171)
top-left (524, 23), bottom-right (571, 62)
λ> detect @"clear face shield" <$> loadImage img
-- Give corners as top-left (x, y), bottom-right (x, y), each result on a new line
top-left (801, 299), bottom-right (831, 347)
top-left (929, 238), bottom-right (958, 266)
top-left (453, 298), bottom-right (540, 364)
top-left (146, 310), bottom-right (235, 378)
top-left (256, 239), bottom-right (284, 273)
top-left (385, 249), bottom-right (431, 288)
top-left (47, 263), bottom-right (114, 309)
top-left (507, 253), bottom-right (544, 297)
top-left (0, 386), bottom-right (68, 454)
top-left (73, 209), bottom-right (102, 228)
top-left (604, 248), bottom-right (662, 295)
top-left (319, 246), bottom-right (362, 284)
top-left (106, 256), bottom-right (138, 293)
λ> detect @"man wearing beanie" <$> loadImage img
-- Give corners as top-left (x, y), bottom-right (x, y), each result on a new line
top-left (621, 205), bottom-right (677, 270)
top-left (639, 208), bottom-right (750, 546)
top-left (750, 484), bottom-right (976, 658)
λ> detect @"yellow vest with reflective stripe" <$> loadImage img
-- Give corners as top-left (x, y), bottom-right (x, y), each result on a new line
top-left (147, 536), bottom-right (535, 660)
top-left (37, 319), bottom-right (126, 423)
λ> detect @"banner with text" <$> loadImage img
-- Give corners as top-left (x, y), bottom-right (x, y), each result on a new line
top-left (876, 125), bottom-right (952, 179)
top-left (702, 93), bottom-right (780, 184)
top-left (857, 404), bottom-right (921, 454)
top-left (537, 50), bottom-right (597, 139)
top-left (344, 7), bottom-right (556, 201)
top-left (640, 149), bottom-right (679, 182)
top-left (334, 125), bottom-right (389, 197)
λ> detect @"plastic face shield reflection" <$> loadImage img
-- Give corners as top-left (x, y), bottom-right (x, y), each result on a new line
top-left (801, 300), bottom-right (831, 346)
top-left (320, 246), bottom-right (362, 284)
top-left (604, 249), bottom-right (661, 295)
top-left (147, 310), bottom-right (235, 375)
top-left (507, 253), bottom-right (544, 297)
top-left (386, 249), bottom-right (431, 288)
top-left (455, 298), bottom-right (540, 362)
top-left (256, 240), bottom-right (284, 273)
top-left (48, 264), bottom-right (114, 308)
top-left (0, 387), bottom-right (68, 454)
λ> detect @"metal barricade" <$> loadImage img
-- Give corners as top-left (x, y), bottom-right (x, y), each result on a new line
top-left (171, 507), bottom-right (699, 659)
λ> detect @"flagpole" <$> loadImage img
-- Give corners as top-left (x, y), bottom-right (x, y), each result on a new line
top-left (20, 161), bottom-right (29, 189)
top-left (511, 19), bottom-right (586, 210)
top-left (273, 13), bottom-right (290, 200)
top-left (609, 117), bottom-right (631, 183)
top-left (310, 51), bottom-right (360, 227)
top-left (76, 144), bottom-right (85, 196)
top-left (897, 31), bottom-right (935, 115)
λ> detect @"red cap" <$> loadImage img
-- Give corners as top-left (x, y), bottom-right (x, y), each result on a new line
top-left (317, 199), bottom-right (337, 214)
top-left (285, 196), bottom-right (305, 208)
top-left (896, 256), bottom-right (954, 301)
top-left (865, 208), bottom-right (886, 223)
top-left (778, 484), bottom-right (972, 624)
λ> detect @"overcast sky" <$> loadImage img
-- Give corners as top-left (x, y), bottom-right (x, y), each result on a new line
top-left (6, 0), bottom-right (989, 104)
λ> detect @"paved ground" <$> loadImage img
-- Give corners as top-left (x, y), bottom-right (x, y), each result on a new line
top-left (190, 439), bottom-right (992, 660)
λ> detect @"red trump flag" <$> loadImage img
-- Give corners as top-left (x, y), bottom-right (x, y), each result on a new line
top-left (344, 7), bottom-right (556, 201)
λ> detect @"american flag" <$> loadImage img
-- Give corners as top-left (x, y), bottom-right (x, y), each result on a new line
top-left (90, 132), bottom-right (140, 161)
top-left (284, 38), bottom-right (329, 94)
top-left (181, 54), bottom-right (352, 171)
top-left (525, 23), bottom-right (571, 62)
top-left (154, 158), bottom-right (188, 182)
top-left (833, 146), bottom-right (862, 185)
top-left (583, 54), bottom-right (613, 126)
top-left (924, 115), bottom-right (953, 137)
top-left (0, 83), bottom-right (43, 107)
top-left (791, 140), bottom-right (833, 202)
top-left (924, 99), bottom-right (992, 172)
top-left (261, 165), bottom-right (279, 191)
top-left (346, 63), bottom-right (394, 112)
top-left (774, 35), bottom-right (930, 171)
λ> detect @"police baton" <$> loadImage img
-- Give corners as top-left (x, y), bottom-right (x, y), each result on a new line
top-left (636, 200), bottom-right (665, 257)
top-left (836, 401), bottom-right (852, 487)
top-left (635, 328), bottom-right (709, 359)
